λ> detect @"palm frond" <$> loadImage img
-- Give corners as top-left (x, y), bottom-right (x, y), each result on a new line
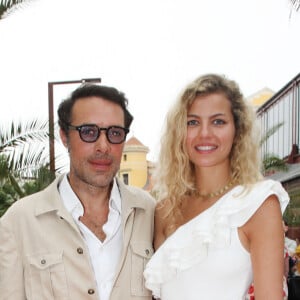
top-left (0, 154), bottom-right (9, 181)
top-left (0, 189), bottom-right (16, 217)
top-left (0, 0), bottom-right (36, 20)
top-left (0, 153), bottom-right (25, 197)
top-left (262, 154), bottom-right (288, 173)
top-left (289, 0), bottom-right (300, 12)
top-left (260, 122), bottom-right (288, 174)
top-left (8, 142), bottom-right (48, 175)
top-left (0, 119), bottom-right (48, 150)
top-left (260, 122), bottom-right (284, 146)
top-left (22, 165), bottom-right (55, 195)
top-left (0, 119), bottom-right (49, 176)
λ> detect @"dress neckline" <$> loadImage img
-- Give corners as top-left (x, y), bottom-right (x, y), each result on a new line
top-left (169, 184), bottom-right (241, 240)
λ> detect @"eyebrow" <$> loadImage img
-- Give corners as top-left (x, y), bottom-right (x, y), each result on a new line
top-left (187, 113), bottom-right (226, 118)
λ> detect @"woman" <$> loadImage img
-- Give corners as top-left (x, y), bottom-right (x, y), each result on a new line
top-left (144, 74), bottom-right (289, 299)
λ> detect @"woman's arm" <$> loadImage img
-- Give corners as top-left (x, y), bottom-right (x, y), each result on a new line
top-left (242, 194), bottom-right (284, 300)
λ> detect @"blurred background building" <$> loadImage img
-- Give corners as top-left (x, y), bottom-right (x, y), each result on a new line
top-left (256, 73), bottom-right (300, 237)
top-left (118, 136), bottom-right (155, 192)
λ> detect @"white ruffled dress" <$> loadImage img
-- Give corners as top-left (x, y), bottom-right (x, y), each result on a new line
top-left (144, 180), bottom-right (289, 300)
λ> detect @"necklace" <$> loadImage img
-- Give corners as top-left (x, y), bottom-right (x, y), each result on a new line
top-left (194, 180), bottom-right (234, 200)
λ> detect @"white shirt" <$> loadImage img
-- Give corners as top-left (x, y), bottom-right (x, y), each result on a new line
top-left (59, 174), bottom-right (123, 300)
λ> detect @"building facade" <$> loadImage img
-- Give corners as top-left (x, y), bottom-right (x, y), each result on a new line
top-left (257, 73), bottom-right (300, 229)
top-left (257, 73), bottom-right (300, 161)
top-left (118, 136), bottom-right (154, 191)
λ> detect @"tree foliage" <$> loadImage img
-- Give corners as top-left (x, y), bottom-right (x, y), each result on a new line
top-left (289, 0), bottom-right (300, 12)
top-left (260, 122), bottom-right (288, 174)
top-left (0, 119), bottom-right (50, 177)
top-left (0, 119), bottom-right (55, 216)
top-left (0, 0), bottom-right (35, 19)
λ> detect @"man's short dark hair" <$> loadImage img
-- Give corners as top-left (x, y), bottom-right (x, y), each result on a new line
top-left (58, 84), bottom-right (133, 133)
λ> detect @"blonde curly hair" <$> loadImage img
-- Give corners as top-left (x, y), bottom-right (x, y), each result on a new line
top-left (154, 74), bottom-right (262, 230)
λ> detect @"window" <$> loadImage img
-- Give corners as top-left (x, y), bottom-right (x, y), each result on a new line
top-left (123, 173), bottom-right (129, 185)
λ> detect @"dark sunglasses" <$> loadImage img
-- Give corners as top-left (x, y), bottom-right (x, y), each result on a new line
top-left (68, 124), bottom-right (129, 144)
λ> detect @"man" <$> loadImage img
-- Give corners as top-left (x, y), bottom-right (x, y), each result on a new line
top-left (0, 84), bottom-right (155, 299)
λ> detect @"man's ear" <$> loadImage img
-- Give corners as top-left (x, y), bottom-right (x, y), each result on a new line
top-left (59, 128), bottom-right (68, 148)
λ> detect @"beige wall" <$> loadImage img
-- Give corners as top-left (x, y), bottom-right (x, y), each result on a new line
top-left (120, 150), bottom-right (148, 188)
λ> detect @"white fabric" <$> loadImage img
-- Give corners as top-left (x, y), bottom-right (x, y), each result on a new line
top-left (144, 179), bottom-right (289, 300)
top-left (59, 175), bottom-right (122, 300)
top-left (285, 236), bottom-right (297, 256)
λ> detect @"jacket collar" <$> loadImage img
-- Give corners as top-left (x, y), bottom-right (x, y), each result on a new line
top-left (34, 175), bottom-right (148, 216)
top-left (34, 174), bottom-right (66, 216)
top-left (116, 177), bottom-right (149, 212)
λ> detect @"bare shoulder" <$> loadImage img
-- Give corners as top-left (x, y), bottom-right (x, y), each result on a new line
top-left (250, 194), bottom-right (282, 227)
top-left (241, 194), bottom-right (283, 250)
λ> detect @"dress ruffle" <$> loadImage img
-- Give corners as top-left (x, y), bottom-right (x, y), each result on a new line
top-left (144, 179), bottom-right (289, 299)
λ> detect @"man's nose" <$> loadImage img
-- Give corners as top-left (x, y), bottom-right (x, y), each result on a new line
top-left (95, 130), bottom-right (110, 153)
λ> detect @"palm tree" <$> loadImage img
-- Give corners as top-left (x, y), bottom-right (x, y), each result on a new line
top-left (1, 0), bottom-right (23, 19)
top-left (0, 0), bottom-right (35, 19)
top-left (0, 182), bottom-right (16, 216)
top-left (22, 165), bottom-right (55, 195)
top-left (289, 0), bottom-right (300, 12)
top-left (0, 154), bottom-right (55, 216)
top-left (0, 119), bottom-right (55, 216)
top-left (260, 122), bottom-right (288, 175)
top-left (262, 154), bottom-right (288, 174)
top-left (0, 153), bottom-right (25, 197)
top-left (289, 0), bottom-right (300, 19)
top-left (0, 119), bottom-right (50, 177)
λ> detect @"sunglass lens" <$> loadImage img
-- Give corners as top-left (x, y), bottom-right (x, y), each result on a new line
top-left (80, 125), bottom-right (99, 142)
top-left (107, 127), bottom-right (125, 144)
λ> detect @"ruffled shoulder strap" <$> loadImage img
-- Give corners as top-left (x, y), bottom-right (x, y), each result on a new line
top-left (219, 179), bottom-right (289, 228)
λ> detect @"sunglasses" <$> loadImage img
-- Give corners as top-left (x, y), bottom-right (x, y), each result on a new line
top-left (68, 124), bottom-right (129, 144)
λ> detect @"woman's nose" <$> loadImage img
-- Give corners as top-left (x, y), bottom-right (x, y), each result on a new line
top-left (198, 123), bottom-right (211, 137)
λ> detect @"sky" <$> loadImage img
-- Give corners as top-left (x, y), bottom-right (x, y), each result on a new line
top-left (0, 0), bottom-right (299, 164)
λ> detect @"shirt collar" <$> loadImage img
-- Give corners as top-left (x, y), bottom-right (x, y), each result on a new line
top-left (59, 174), bottom-right (122, 218)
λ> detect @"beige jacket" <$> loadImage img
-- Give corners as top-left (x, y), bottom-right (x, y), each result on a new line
top-left (0, 175), bottom-right (155, 300)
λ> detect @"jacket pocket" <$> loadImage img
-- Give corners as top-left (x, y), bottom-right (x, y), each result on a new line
top-left (130, 242), bottom-right (154, 297)
top-left (27, 252), bottom-right (68, 300)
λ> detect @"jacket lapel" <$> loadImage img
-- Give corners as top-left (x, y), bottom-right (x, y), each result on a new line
top-left (114, 179), bottom-right (147, 281)
top-left (34, 175), bottom-right (82, 235)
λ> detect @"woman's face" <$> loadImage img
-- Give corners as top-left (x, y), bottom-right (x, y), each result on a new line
top-left (185, 92), bottom-right (236, 170)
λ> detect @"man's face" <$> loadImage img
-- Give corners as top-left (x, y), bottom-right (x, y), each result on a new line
top-left (60, 96), bottom-right (126, 190)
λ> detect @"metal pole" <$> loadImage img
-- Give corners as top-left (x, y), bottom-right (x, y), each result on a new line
top-left (48, 82), bottom-right (55, 173)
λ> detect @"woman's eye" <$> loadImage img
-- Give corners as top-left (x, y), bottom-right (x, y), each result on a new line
top-left (187, 119), bottom-right (198, 126)
top-left (213, 119), bottom-right (226, 125)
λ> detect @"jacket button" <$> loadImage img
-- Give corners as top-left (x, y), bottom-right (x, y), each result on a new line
top-left (41, 259), bottom-right (46, 265)
top-left (88, 289), bottom-right (95, 295)
top-left (145, 249), bottom-right (150, 255)
top-left (77, 247), bottom-right (83, 254)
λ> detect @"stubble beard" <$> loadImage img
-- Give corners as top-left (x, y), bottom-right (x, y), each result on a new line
top-left (70, 161), bottom-right (119, 190)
